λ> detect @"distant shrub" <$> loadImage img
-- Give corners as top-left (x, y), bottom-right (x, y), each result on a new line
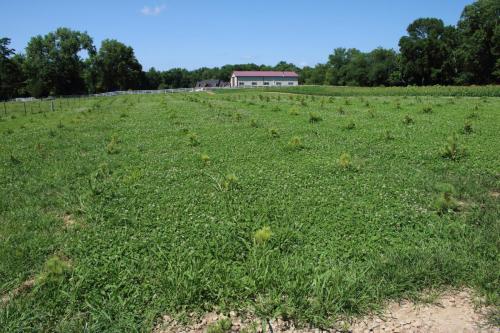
top-left (6, 128), bottom-right (14, 135)
top-left (233, 112), bottom-right (242, 121)
top-left (254, 226), bottom-right (272, 245)
top-left (271, 105), bottom-right (281, 112)
top-left (441, 134), bottom-right (465, 160)
top-left (403, 115), bottom-right (414, 125)
top-left (337, 107), bottom-right (345, 115)
top-left (345, 121), bottom-right (356, 130)
top-left (466, 112), bottom-right (479, 119)
top-left (384, 130), bottom-right (395, 141)
top-left (289, 108), bottom-right (299, 116)
top-left (309, 112), bottom-right (322, 123)
top-left (344, 99), bottom-right (351, 105)
top-left (250, 118), bottom-right (260, 127)
top-left (107, 135), bottom-right (120, 154)
top-left (288, 136), bottom-right (304, 150)
top-left (268, 128), bottom-right (280, 138)
top-left (300, 99), bottom-right (307, 107)
top-left (368, 109), bottom-right (375, 118)
top-left (422, 106), bottom-right (433, 114)
top-left (187, 133), bottom-right (200, 147)
top-left (57, 121), bottom-right (64, 128)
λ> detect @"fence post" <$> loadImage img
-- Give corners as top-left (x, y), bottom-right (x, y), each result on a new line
top-left (51, 101), bottom-right (54, 112)
top-left (24, 102), bottom-right (27, 115)
top-left (3, 101), bottom-right (6, 116)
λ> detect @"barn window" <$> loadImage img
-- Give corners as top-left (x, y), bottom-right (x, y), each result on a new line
top-left (288, 82), bottom-right (294, 85)
top-left (239, 82), bottom-right (244, 86)
top-left (252, 82), bottom-right (257, 86)
top-left (276, 82), bottom-right (282, 86)
top-left (263, 82), bottom-right (269, 86)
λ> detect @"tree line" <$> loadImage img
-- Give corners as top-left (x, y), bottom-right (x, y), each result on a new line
top-left (1, 0), bottom-right (498, 100)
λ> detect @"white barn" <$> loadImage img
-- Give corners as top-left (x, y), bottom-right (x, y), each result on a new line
top-left (230, 71), bottom-right (299, 88)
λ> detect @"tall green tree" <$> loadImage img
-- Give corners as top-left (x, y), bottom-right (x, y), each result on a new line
top-left (325, 48), bottom-right (355, 85)
top-left (87, 39), bottom-right (144, 92)
top-left (24, 28), bottom-right (95, 97)
top-left (399, 18), bottom-right (457, 85)
top-left (145, 67), bottom-right (162, 89)
top-left (274, 61), bottom-right (300, 72)
top-left (456, 0), bottom-right (500, 83)
top-left (366, 48), bottom-right (399, 86)
top-left (0, 38), bottom-right (25, 99)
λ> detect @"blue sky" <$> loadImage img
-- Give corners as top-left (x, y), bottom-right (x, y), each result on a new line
top-left (1, 0), bottom-right (473, 71)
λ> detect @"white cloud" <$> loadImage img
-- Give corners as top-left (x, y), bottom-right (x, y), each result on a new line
top-left (141, 4), bottom-right (166, 16)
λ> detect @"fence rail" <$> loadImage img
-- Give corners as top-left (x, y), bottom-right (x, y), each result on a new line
top-left (8, 86), bottom-right (249, 103)
top-left (1, 86), bottom-right (253, 116)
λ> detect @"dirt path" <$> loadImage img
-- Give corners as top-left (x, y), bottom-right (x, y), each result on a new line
top-left (154, 290), bottom-right (498, 332)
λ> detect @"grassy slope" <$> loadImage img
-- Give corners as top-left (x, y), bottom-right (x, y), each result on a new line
top-left (0, 91), bottom-right (499, 331)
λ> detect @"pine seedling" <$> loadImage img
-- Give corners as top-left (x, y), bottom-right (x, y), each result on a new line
top-left (338, 152), bottom-right (352, 170)
top-left (188, 132), bottom-right (200, 146)
top-left (254, 226), bottom-right (272, 245)
top-left (309, 112), bottom-right (322, 123)
top-left (441, 134), bottom-right (465, 160)
top-left (288, 136), bottom-right (304, 150)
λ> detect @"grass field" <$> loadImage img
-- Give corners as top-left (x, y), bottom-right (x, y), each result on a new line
top-left (0, 88), bottom-right (499, 331)
top-left (259, 84), bottom-right (500, 97)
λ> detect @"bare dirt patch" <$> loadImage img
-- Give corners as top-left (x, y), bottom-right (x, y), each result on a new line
top-left (490, 191), bottom-right (499, 199)
top-left (1, 277), bottom-right (35, 306)
top-left (62, 213), bottom-right (77, 227)
top-left (154, 290), bottom-right (498, 332)
top-left (351, 289), bottom-right (497, 333)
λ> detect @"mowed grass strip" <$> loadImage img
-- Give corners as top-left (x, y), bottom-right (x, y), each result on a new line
top-left (0, 89), bottom-right (499, 331)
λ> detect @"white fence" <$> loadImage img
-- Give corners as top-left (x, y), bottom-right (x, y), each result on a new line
top-left (7, 85), bottom-right (276, 102)
top-left (87, 85), bottom-right (272, 98)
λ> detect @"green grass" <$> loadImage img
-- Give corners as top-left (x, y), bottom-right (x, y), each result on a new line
top-left (221, 84), bottom-right (500, 97)
top-left (0, 89), bottom-right (499, 331)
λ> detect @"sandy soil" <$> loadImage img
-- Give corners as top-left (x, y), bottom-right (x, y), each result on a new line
top-left (350, 290), bottom-right (497, 333)
top-left (154, 290), bottom-right (498, 333)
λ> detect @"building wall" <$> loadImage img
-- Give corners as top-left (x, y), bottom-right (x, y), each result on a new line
top-left (231, 76), bottom-right (298, 87)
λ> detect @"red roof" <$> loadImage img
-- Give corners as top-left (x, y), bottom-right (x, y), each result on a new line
top-left (232, 71), bottom-right (298, 78)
